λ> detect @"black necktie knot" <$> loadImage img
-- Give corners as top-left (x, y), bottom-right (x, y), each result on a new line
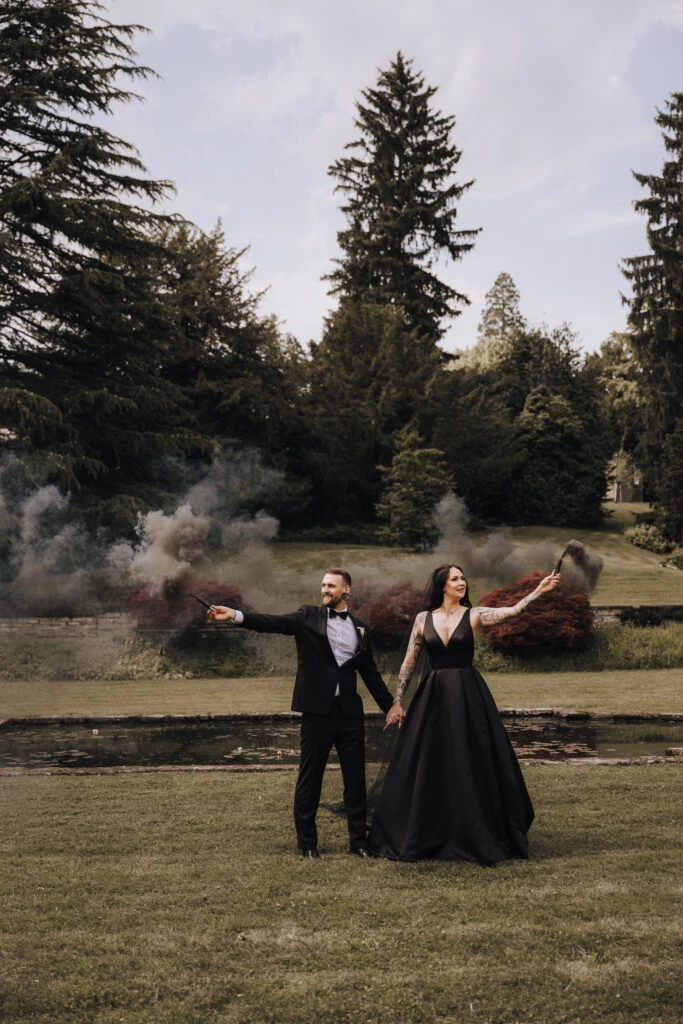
top-left (329, 608), bottom-right (349, 619)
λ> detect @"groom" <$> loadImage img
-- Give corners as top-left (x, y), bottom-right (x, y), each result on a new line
top-left (210, 569), bottom-right (400, 858)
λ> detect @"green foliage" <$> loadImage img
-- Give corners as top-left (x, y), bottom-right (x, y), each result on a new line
top-left (148, 222), bottom-right (310, 523)
top-left (327, 52), bottom-right (479, 342)
top-left (656, 418), bottom-right (683, 542)
top-left (494, 327), bottom-right (612, 526)
top-left (375, 426), bottom-right (454, 550)
top-left (305, 301), bottom-right (438, 523)
top-left (587, 331), bottom-right (643, 456)
top-left (0, 0), bottom-right (207, 532)
top-left (624, 521), bottom-right (675, 554)
top-left (436, 325), bottom-right (613, 527)
top-left (459, 271), bottom-right (526, 369)
top-left (622, 91), bottom-right (683, 528)
top-left (429, 367), bottom-right (525, 522)
top-left (474, 621), bottom-right (683, 673)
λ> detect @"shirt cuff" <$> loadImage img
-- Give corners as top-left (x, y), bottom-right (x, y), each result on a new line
top-left (233, 609), bottom-right (244, 624)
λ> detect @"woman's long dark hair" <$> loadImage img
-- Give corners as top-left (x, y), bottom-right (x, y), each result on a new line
top-left (425, 564), bottom-right (471, 610)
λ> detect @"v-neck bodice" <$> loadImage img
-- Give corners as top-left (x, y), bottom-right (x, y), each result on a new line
top-left (424, 608), bottom-right (474, 669)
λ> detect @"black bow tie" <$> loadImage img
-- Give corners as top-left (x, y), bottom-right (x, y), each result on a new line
top-left (329, 608), bottom-right (349, 619)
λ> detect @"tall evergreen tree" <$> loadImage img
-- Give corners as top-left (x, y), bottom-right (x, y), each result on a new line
top-left (0, 0), bottom-right (204, 532)
top-left (621, 91), bottom-right (683, 525)
top-left (375, 426), bottom-right (454, 550)
top-left (305, 301), bottom-right (430, 524)
top-left (327, 53), bottom-right (479, 343)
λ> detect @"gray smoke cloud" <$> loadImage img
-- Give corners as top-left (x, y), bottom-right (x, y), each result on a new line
top-left (432, 493), bottom-right (603, 593)
top-left (0, 448), bottom-right (284, 615)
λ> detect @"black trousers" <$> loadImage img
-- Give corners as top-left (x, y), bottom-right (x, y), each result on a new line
top-left (294, 700), bottom-right (367, 852)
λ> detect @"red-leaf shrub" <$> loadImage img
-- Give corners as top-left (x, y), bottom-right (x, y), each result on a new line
top-left (124, 579), bottom-right (250, 630)
top-left (478, 572), bottom-right (593, 655)
top-left (350, 579), bottom-right (425, 633)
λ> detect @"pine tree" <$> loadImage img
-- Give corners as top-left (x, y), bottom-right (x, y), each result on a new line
top-left (0, 0), bottom-right (204, 532)
top-left (456, 271), bottom-right (526, 369)
top-left (327, 53), bottom-right (479, 343)
top-left (478, 272), bottom-right (525, 340)
top-left (622, 91), bottom-right (683, 525)
top-left (475, 271), bottom-right (525, 363)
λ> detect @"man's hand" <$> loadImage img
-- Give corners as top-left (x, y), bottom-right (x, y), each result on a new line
top-left (384, 702), bottom-right (406, 730)
top-left (209, 605), bottom-right (237, 622)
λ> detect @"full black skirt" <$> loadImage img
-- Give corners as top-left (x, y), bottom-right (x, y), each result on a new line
top-left (367, 664), bottom-right (534, 864)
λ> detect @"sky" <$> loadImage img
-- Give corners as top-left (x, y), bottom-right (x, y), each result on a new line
top-left (106, 0), bottom-right (683, 354)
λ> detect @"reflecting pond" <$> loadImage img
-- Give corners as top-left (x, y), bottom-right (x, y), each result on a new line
top-left (1, 714), bottom-right (682, 770)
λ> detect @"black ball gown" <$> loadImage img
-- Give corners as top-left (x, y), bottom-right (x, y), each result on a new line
top-left (367, 608), bottom-right (534, 864)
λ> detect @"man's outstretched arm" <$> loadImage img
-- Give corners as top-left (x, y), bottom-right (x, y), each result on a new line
top-left (210, 606), bottom-right (302, 635)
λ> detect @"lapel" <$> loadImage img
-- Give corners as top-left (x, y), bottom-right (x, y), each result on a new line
top-left (349, 613), bottom-right (367, 656)
top-left (316, 606), bottom-right (339, 665)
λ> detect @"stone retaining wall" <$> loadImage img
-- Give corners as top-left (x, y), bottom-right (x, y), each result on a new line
top-left (0, 613), bottom-right (135, 638)
top-left (0, 607), bottom-right (680, 638)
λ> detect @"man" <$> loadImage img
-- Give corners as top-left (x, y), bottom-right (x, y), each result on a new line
top-left (210, 569), bottom-right (403, 859)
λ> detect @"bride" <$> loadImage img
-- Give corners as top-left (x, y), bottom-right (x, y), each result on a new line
top-left (367, 564), bottom-right (560, 864)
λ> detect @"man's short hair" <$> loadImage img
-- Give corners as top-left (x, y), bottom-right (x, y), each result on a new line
top-left (325, 568), bottom-right (352, 587)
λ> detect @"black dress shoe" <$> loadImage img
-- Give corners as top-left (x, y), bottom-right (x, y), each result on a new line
top-left (302, 848), bottom-right (320, 859)
top-left (349, 847), bottom-right (372, 858)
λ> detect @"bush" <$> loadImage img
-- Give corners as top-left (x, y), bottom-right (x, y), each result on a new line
top-left (624, 523), bottom-right (675, 554)
top-left (661, 550), bottom-right (683, 570)
top-left (124, 579), bottom-right (250, 631)
top-left (478, 571), bottom-right (594, 656)
top-left (350, 579), bottom-right (425, 634)
top-left (619, 606), bottom-right (683, 627)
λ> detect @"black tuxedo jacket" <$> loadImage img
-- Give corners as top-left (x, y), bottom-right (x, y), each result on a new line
top-left (239, 605), bottom-right (393, 718)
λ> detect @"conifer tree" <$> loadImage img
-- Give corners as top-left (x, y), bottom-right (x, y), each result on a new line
top-left (375, 426), bottom-right (454, 550)
top-left (478, 271), bottom-right (525, 342)
top-left (0, 0), bottom-right (202, 532)
top-left (327, 53), bottom-right (479, 343)
top-left (457, 271), bottom-right (526, 369)
top-left (622, 91), bottom-right (683, 525)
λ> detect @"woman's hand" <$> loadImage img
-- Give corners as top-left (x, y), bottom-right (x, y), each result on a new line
top-left (384, 703), bottom-right (406, 730)
top-left (535, 573), bottom-right (561, 595)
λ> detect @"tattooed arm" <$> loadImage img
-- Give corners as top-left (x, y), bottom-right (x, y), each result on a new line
top-left (470, 574), bottom-right (560, 632)
top-left (384, 610), bottom-right (427, 728)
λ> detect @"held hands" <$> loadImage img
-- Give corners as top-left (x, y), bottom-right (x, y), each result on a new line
top-left (384, 702), bottom-right (406, 730)
top-left (207, 605), bottom-right (236, 622)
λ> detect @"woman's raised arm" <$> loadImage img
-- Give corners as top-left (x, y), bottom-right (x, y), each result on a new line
top-left (470, 573), bottom-right (560, 631)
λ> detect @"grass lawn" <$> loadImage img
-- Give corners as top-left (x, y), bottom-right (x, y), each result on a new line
top-left (264, 503), bottom-right (683, 608)
top-left (1, 767), bottom-right (681, 1024)
top-left (2, 669), bottom-right (681, 719)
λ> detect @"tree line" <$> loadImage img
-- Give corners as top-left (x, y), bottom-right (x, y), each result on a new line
top-left (1, 0), bottom-right (681, 550)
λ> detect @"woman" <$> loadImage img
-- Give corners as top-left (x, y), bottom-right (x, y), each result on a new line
top-left (367, 565), bottom-right (560, 864)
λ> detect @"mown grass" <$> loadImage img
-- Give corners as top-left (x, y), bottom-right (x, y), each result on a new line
top-left (1, 767), bottom-right (681, 1024)
top-left (268, 503), bottom-right (683, 608)
top-left (1, 668), bottom-right (681, 718)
